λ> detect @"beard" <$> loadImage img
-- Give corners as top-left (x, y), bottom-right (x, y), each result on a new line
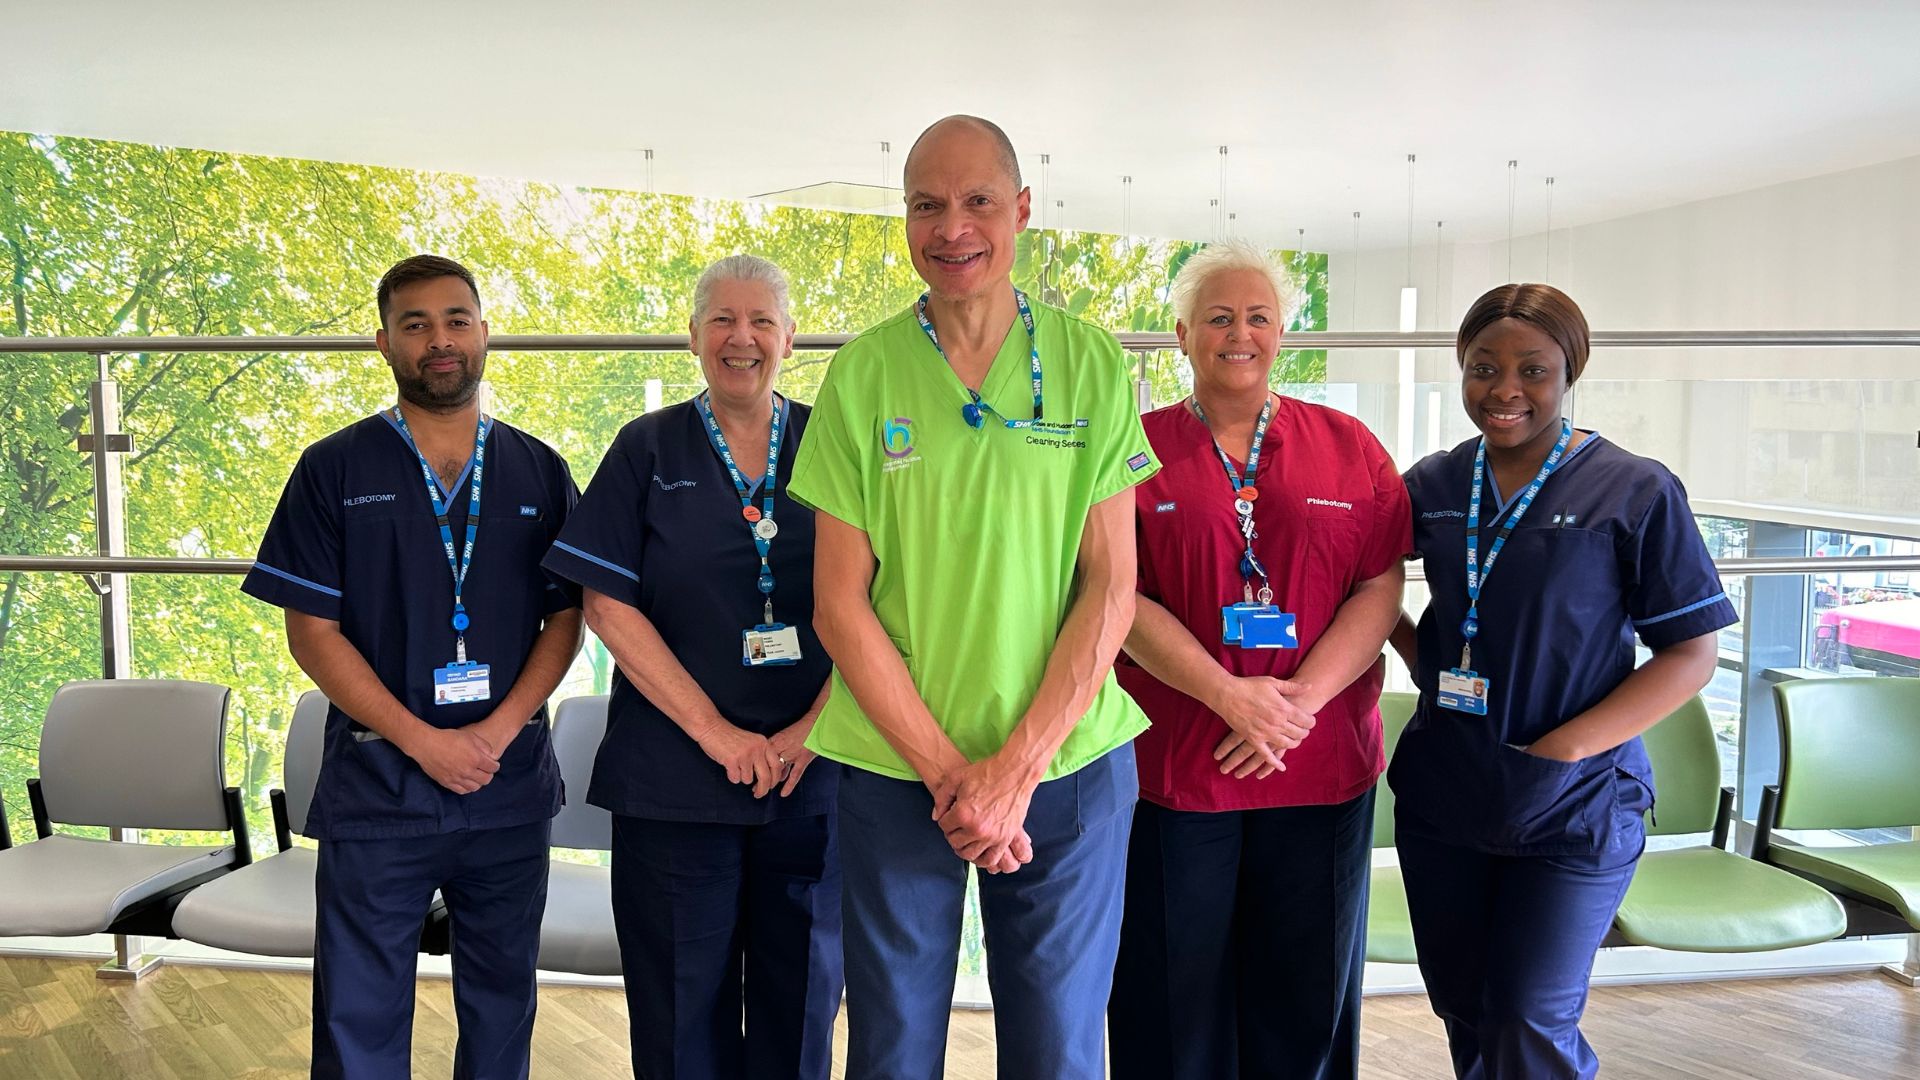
top-left (394, 350), bottom-right (483, 411)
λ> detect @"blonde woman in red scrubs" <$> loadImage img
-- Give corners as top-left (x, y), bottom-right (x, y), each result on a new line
top-left (1107, 239), bottom-right (1412, 1080)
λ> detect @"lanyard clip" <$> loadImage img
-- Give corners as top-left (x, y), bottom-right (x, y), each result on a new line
top-left (1460, 642), bottom-right (1471, 672)
top-left (763, 599), bottom-right (774, 626)
top-left (456, 636), bottom-right (468, 665)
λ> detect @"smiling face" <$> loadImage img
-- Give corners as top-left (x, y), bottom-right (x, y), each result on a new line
top-left (902, 121), bottom-right (1030, 303)
top-left (691, 276), bottom-right (793, 411)
top-left (1178, 267), bottom-right (1282, 402)
top-left (375, 275), bottom-right (488, 410)
top-left (1459, 316), bottom-right (1570, 454)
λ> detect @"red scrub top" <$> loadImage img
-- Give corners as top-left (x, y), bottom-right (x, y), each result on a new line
top-left (1117, 396), bottom-right (1412, 812)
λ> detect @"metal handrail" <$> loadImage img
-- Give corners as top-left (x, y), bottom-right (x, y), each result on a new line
top-left (3, 329), bottom-right (1919, 355)
top-left (4, 553), bottom-right (1917, 582)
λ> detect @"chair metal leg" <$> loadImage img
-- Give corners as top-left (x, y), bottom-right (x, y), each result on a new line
top-left (1881, 934), bottom-right (1920, 987)
top-left (93, 953), bottom-right (161, 980)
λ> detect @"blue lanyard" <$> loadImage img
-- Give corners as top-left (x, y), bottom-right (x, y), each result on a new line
top-left (1460, 417), bottom-right (1572, 669)
top-left (389, 406), bottom-right (490, 663)
top-left (697, 392), bottom-right (785, 625)
top-left (1191, 395), bottom-right (1275, 602)
top-left (915, 288), bottom-right (1043, 429)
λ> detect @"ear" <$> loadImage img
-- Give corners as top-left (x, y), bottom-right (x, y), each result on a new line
top-left (1174, 319), bottom-right (1191, 357)
top-left (374, 327), bottom-right (391, 361)
top-left (782, 322), bottom-right (796, 360)
top-left (688, 315), bottom-right (700, 358)
top-left (1014, 186), bottom-right (1032, 233)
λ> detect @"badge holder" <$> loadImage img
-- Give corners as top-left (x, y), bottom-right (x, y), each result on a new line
top-left (1437, 632), bottom-right (1490, 716)
top-left (741, 592), bottom-right (801, 667)
top-left (1220, 545), bottom-right (1298, 650)
top-left (433, 609), bottom-right (492, 704)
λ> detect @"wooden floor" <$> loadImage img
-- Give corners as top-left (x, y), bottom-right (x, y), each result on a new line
top-left (1, 955), bottom-right (1917, 1078)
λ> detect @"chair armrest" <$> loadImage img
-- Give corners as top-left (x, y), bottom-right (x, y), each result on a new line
top-left (1712, 786), bottom-right (1736, 850)
top-left (224, 787), bottom-right (253, 867)
top-left (1750, 784), bottom-right (1781, 861)
top-left (0, 789), bottom-right (11, 850)
top-left (27, 778), bottom-right (52, 840)
top-left (269, 788), bottom-right (293, 853)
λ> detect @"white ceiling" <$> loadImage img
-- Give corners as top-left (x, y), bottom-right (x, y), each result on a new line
top-left (7, 0), bottom-right (1920, 252)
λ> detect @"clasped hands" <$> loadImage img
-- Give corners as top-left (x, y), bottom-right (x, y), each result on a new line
top-left (929, 754), bottom-right (1038, 875)
top-left (695, 718), bottom-right (817, 799)
top-left (1207, 674), bottom-right (1318, 779)
top-left (400, 711), bottom-right (527, 795)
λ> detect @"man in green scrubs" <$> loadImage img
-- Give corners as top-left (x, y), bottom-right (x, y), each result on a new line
top-left (792, 114), bottom-right (1158, 1079)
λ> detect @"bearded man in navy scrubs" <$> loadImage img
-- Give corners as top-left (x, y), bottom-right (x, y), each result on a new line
top-left (243, 254), bottom-right (583, 1079)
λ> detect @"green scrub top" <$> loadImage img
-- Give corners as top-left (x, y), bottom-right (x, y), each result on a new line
top-left (789, 297), bottom-right (1161, 781)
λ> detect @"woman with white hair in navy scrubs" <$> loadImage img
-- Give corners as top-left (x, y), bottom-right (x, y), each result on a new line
top-left (1388, 282), bottom-right (1735, 1079)
top-left (542, 254), bottom-right (841, 1079)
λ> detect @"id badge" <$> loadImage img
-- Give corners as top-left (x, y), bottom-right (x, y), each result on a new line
top-left (742, 623), bottom-right (802, 667)
top-left (433, 661), bottom-right (492, 705)
top-left (1221, 603), bottom-right (1298, 649)
top-left (1437, 667), bottom-right (1490, 715)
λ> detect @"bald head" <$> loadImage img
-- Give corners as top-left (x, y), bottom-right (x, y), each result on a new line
top-left (904, 115), bottom-right (1022, 192)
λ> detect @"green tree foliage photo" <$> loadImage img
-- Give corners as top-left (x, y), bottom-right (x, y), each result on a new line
top-left (0, 132), bottom-right (1327, 964)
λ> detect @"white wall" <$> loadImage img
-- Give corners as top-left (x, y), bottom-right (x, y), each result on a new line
top-left (1317, 154), bottom-right (1920, 526)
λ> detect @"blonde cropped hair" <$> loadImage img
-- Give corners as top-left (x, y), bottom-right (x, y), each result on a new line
top-left (1168, 239), bottom-right (1302, 330)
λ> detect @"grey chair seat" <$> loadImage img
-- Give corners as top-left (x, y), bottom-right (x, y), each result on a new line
top-left (172, 847), bottom-right (320, 957)
top-left (538, 859), bottom-right (619, 976)
top-left (0, 835), bottom-right (233, 936)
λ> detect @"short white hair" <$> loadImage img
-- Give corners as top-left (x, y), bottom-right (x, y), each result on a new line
top-left (1167, 239), bottom-right (1302, 330)
top-left (691, 253), bottom-right (795, 328)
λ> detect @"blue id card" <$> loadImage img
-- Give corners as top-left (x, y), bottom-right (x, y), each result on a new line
top-left (742, 623), bottom-right (802, 667)
top-left (1221, 603), bottom-right (1299, 649)
top-left (432, 661), bottom-right (492, 705)
top-left (1437, 667), bottom-right (1490, 715)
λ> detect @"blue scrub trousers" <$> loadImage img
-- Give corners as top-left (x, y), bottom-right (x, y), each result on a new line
top-left (1395, 829), bottom-right (1641, 1080)
top-left (311, 819), bottom-right (552, 1080)
top-left (838, 744), bottom-right (1136, 1080)
top-left (609, 813), bottom-right (843, 1080)
top-left (1108, 788), bottom-right (1374, 1080)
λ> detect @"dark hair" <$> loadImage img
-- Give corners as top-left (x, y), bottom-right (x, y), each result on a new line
top-left (905, 114), bottom-right (1022, 190)
top-left (1456, 283), bottom-right (1591, 384)
top-left (377, 255), bottom-right (480, 327)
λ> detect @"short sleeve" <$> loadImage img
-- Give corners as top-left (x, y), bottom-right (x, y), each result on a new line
top-left (1087, 334), bottom-right (1159, 503)
top-left (1621, 470), bottom-right (1738, 650)
top-left (241, 450), bottom-right (345, 621)
top-left (540, 453), bottom-right (585, 615)
top-left (787, 359), bottom-right (869, 529)
top-left (1357, 430), bottom-right (1414, 580)
top-left (542, 436), bottom-right (647, 609)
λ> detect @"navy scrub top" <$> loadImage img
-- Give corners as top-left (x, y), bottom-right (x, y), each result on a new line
top-left (540, 396), bottom-right (837, 825)
top-left (242, 412), bottom-right (581, 841)
top-left (1388, 434), bottom-right (1737, 856)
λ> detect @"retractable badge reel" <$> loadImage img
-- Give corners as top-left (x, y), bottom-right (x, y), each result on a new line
top-left (391, 406), bottom-right (495, 706)
top-left (698, 393), bottom-right (802, 667)
top-left (1438, 419), bottom-right (1573, 716)
top-left (1198, 397), bottom-right (1297, 650)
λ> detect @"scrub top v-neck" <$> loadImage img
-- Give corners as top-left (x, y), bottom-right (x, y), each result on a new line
top-left (243, 412), bottom-right (582, 841)
top-left (542, 398), bottom-right (836, 824)
top-left (1390, 434), bottom-right (1736, 856)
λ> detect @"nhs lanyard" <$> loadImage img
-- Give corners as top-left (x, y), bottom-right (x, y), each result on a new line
top-left (389, 406), bottom-right (490, 664)
top-left (1459, 417), bottom-right (1572, 670)
top-left (1192, 395), bottom-right (1275, 604)
top-left (915, 288), bottom-right (1043, 429)
top-left (697, 392), bottom-right (785, 625)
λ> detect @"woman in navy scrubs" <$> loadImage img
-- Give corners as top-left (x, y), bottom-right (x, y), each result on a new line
top-left (541, 255), bottom-right (841, 1079)
top-left (1388, 283), bottom-right (1735, 1079)
top-left (1107, 240), bottom-right (1411, 1079)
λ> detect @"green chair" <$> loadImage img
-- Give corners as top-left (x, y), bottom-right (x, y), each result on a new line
top-left (1609, 696), bottom-right (1845, 951)
top-left (1754, 677), bottom-right (1920, 939)
top-left (1365, 691), bottom-right (1419, 965)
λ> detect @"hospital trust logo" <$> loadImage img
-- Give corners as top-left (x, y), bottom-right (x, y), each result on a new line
top-left (882, 417), bottom-right (922, 474)
top-left (883, 417), bottom-right (915, 458)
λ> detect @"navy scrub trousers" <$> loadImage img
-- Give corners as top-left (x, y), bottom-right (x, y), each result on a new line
top-left (1108, 788), bottom-right (1375, 1080)
top-left (837, 744), bottom-right (1137, 1080)
top-left (610, 815), bottom-right (842, 1079)
top-left (313, 821), bottom-right (553, 1080)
